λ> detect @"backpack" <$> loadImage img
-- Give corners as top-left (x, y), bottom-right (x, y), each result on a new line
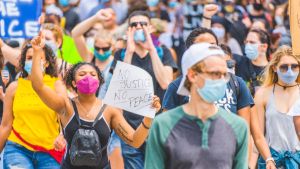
top-left (228, 72), bottom-right (240, 98)
top-left (69, 100), bottom-right (107, 167)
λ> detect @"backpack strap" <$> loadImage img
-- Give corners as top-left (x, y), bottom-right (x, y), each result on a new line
top-left (92, 104), bottom-right (107, 127)
top-left (70, 99), bottom-right (82, 127)
top-left (229, 73), bottom-right (240, 98)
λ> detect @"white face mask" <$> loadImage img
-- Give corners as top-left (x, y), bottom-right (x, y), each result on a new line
top-left (45, 40), bottom-right (58, 55)
top-left (212, 27), bottom-right (225, 39)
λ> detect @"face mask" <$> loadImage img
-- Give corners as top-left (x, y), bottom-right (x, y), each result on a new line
top-left (59, 0), bottom-right (69, 7)
top-left (197, 79), bottom-right (227, 103)
top-left (45, 40), bottom-right (58, 55)
top-left (275, 15), bottom-right (283, 26)
top-left (277, 67), bottom-right (299, 85)
top-left (94, 50), bottom-right (112, 61)
top-left (211, 27), bottom-right (225, 39)
top-left (147, 0), bottom-right (159, 7)
top-left (253, 3), bottom-right (263, 11)
top-left (24, 60), bottom-right (33, 75)
top-left (24, 60), bottom-right (45, 75)
top-left (134, 29), bottom-right (146, 43)
top-left (168, 1), bottom-right (178, 8)
top-left (76, 76), bottom-right (100, 94)
top-left (245, 44), bottom-right (259, 60)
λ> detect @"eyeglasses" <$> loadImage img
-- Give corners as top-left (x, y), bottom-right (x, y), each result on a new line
top-left (198, 71), bottom-right (230, 81)
top-left (278, 64), bottom-right (300, 73)
top-left (129, 22), bottom-right (148, 28)
top-left (94, 46), bottom-right (111, 52)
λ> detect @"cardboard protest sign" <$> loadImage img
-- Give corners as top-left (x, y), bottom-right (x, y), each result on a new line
top-left (289, 0), bottom-right (300, 55)
top-left (103, 61), bottom-right (155, 118)
top-left (0, 0), bottom-right (42, 39)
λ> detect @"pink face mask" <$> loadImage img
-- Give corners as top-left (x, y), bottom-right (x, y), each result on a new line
top-left (76, 76), bottom-right (100, 94)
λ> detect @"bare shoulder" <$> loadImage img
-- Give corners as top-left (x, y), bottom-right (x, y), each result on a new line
top-left (6, 81), bottom-right (18, 96)
top-left (255, 85), bottom-right (273, 104)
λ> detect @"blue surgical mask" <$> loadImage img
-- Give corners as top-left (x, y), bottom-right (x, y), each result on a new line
top-left (168, 1), bottom-right (178, 8)
top-left (275, 15), bottom-right (283, 26)
top-left (134, 29), bottom-right (146, 43)
top-left (94, 50), bottom-right (112, 61)
top-left (211, 27), bottom-right (225, 39)
top-left (147, 0), bottom-right (159, 7)
top-left (59, 0), bottom-right (69, 7)
top-left (45, 40), bottom-right (58, 55)
top-left (197, 79), bottom-right (227, 103)
top-left (24, 60), bottom-right (33, 75)
top-left (24, 60), bottom-right (45, 75)
top-left (245, 43), bottom-right (259, 60)
top-left (277, 67), bottom-right (299, 85)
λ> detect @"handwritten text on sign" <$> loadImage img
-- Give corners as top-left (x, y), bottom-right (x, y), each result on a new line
top-left (0, 0), bottom-right (42, 39)
top-left (103, 61), bottom-right (155, 118)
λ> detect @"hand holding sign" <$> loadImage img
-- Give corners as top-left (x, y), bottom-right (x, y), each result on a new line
top-left (104, 61), bottom-right (158, 118)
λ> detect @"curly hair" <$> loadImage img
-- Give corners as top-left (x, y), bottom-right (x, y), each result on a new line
top-left (63, 62), bottom-right (105, 94)
top-left (20, 42), bottom-right (58, 78)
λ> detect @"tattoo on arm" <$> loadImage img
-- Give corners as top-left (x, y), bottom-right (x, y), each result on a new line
top-left (116, 124), bottom-right (133, 143)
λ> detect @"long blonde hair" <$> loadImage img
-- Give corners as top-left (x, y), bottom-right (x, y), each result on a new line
top-left (262, 45), bottom-right (300, 87)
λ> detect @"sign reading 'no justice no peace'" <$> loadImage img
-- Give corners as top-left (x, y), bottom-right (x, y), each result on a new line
top-left (103, 61), bottom-right (156, 118)
top-left (0, 0), bottom-right (42, 39)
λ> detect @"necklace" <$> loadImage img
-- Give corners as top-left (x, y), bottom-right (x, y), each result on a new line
top-left (276, 83), bottom-right (299, 90)
top-left (77, 97), bottom-right (98, 118)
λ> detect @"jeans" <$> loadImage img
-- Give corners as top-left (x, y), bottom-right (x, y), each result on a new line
top-left (3, 141), bottom-right (60, 169)
top-left (120, 139), bottom-right (145, 169)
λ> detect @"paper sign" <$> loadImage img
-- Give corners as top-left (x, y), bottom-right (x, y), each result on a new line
top-left (0, 0), bottom-right (42, 39)
top-left (103, 61), bottom-right (155, 118)
top-left (289, 0), bottom-right (300, 55)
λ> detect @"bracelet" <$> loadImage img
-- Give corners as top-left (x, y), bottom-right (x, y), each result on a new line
top-left (203, 15), bottom-right (212, 20)
top-left (266, 157), bottom-right (275, 165)
top-left (142, 121), bottom-right (150, 130)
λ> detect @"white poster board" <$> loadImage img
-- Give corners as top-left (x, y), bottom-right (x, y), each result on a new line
top-left (103, 61), bottom-right (155, 118)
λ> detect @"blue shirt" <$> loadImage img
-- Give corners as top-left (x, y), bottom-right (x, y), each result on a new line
top-left (162, 75), bottom-right (254, 113)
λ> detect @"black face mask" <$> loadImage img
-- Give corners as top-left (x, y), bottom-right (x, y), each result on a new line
top-left (253, 3), bottom-right (263, 11)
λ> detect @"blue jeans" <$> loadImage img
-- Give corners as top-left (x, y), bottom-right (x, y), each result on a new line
top-left (120, 139), bottom-right (145, 169)
top-left (107, 131), bottom-right (121, 155)
top-left (3, 141), bottom-right (60, 169)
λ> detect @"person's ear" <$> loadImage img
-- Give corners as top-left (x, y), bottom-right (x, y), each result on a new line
top-left (72, 80), bottom-right (77, 89)
top-left (187, 69), bottom-right (198, 83)
top-left (272, 65), bottom-right (277, 73)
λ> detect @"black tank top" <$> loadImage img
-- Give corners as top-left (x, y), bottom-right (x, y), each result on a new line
top-left (61, 102), bottom-right (111, 169)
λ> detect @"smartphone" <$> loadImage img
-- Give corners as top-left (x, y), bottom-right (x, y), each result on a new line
top-left (1, 70), bottom-right (9, 79)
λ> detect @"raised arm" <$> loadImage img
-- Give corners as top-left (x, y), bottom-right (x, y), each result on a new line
top-left (30, 33), bottom-right (67, 114)
top-left (0, 39), bottom-right (20, 67)
top-left (111, 96), bottom-right (161, 148)
top-left (0, 82), bottom-right (17, 152)
top-left (201, 4), bottom-right (219, 29)
top-left (141, 26), bottom-right (173, 89)
top-left (71, 9), bottom-right (113, 62)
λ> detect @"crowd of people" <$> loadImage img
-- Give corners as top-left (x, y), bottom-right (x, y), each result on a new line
top-left (0, 0), bottom-right (298, 169)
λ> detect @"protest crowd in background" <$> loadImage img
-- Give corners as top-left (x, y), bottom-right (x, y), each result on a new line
top-left (1, 0), bottom-right (300, 169)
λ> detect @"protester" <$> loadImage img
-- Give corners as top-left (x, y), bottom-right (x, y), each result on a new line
top-left (254, 45), bottom-right (300, 168)
top-left (110, 10), bottom-right (177, 169)
top-left (145, 43), bottom-right (248, 169)
top-left (235, 28), bottom-right (271, 95)
top-left (0, 42), bottom-right (63, 168)
top-left (30, 32), bottom-right (161, 169)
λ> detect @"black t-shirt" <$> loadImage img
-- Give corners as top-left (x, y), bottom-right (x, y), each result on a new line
top-left (112, 46), bottom-right (177, 129)
top-left (64, 8), bottom-right (80, 34)
top-left (235, 55), bottom-right (265, 95)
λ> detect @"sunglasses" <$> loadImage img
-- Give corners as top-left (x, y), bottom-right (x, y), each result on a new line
top-left (94, 46), bottom-right (110, 52)
top-left (129, 22), bottom-right (148, 28)
top-left (278, 64), bottom-right (300, 73)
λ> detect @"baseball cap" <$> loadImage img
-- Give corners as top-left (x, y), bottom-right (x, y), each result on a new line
top-left (177, 43), bottom-right (225, 96)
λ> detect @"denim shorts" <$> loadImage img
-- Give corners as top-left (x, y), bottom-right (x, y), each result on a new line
top-left (3, 141), bottom-right (60, 169)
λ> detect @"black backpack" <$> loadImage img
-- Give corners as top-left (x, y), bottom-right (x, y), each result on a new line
top-left (228, 72), bottom-right (240, 98)
top-left (69, 100), bottom-right (107, 167)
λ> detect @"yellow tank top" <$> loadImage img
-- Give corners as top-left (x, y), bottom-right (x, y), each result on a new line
top-left (8, 75), bottom-right (60, 151)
